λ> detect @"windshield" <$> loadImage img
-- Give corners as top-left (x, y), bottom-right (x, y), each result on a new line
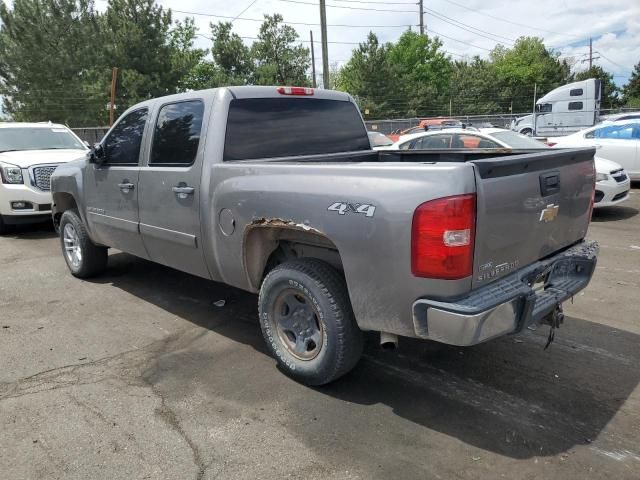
top-left (0, 127), bottom-right (86, 152)
top-left (488, 130), bottom-right (549, 149)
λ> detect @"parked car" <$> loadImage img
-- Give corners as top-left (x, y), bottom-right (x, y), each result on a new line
top-left (367, 131), bottom-right (393, 149)
top-left (388, 118), bottom-right (463, 142)
top-left (0, 122), bottom-right (88, 233)
top-left (600, 111), bottom-right (640, 123)
top-left (387, 128), bottom-right (630, 208)
top-left (550, 121), bottom-right (639, 180)
top-left (51, 86), bottom-right (598, 385)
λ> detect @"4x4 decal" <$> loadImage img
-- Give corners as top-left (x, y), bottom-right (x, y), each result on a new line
top-left (327, 202), bottom-right (376, 218)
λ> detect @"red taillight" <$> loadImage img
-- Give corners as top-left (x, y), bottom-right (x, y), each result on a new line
top-left (411, 194), bottom-right (476, 279)
top-left (277, 86), bottom-right (314, 96)
top-left (546, 142), bottom-right (557, 147)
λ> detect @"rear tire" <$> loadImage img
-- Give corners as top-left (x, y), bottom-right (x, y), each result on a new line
top-left (59, 209), bottom-right (108, 278)
top-left (259, 258), bottom-right (363, 386)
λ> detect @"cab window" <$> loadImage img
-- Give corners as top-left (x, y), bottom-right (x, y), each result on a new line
top-left (103, 108), bottom-right (148, 165)
top-left (150, 101), bottom-right (205, 166)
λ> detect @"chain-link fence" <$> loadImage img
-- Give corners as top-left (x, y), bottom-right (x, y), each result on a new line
top-left (365, 108), bottom-right (640, 135)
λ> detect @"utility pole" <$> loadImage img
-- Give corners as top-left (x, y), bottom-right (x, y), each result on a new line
top-left (589, 37), bottom-right (592, 70)
top-left (532, 82), bottom-right (537, 136)
top-left (419, 0), bottom-right (424, 35)
top-left (310, 31), bottom-right (317, 88)
top-left (109, 67), bottom-right (118, 126)
top-left (319, 0), bottom-right (329, 89)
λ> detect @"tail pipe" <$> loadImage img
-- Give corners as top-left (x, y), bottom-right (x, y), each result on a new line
top-left (380, 332), bottom-right (398, 350)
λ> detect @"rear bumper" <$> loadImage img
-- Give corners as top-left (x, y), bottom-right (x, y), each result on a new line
top-left (412, 240), bottom-right (599, 346)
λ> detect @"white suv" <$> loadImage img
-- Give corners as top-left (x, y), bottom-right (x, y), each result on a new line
top-left (0, 122), bottom-right (88, 233)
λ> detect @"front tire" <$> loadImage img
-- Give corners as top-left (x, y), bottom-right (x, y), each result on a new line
top-left (59, 210), bottom-right (108, 278)
top-left (259, 258), bottom-right (363, 386)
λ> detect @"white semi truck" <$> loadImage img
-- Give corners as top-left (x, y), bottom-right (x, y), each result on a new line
top-left (512, 79), bottom-right (602, 137)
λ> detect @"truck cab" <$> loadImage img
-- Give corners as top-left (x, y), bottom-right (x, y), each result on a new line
top-left (512, 79), bottom-right (601, 137)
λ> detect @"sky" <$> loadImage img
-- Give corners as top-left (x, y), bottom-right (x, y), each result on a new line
top-left (154, 0), bottom-right (640, 86)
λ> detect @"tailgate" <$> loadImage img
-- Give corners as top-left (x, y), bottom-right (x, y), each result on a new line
top-left (471, 148), bottom-right (595, 288)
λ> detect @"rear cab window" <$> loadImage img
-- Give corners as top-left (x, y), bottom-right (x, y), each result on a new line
top-left (223, 98), bottom-right (370, 161)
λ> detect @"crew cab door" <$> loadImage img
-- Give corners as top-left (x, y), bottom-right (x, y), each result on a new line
top-left (138, 99), bottom-right (210, 278)
top-left (84, 107), bottom-right (149, 258)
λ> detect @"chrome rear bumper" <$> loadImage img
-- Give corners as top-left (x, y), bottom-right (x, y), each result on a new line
top-left (412, 240), bottom-right (599, 346)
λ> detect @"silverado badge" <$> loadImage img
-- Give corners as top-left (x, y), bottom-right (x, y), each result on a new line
top-left (539, 204), bottom-right (559, 223)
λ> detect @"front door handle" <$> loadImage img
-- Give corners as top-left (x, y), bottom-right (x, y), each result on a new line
top-left (118, 182), bottom-right (135, 192)
top-left (172, 185), bottom-right (195, 199)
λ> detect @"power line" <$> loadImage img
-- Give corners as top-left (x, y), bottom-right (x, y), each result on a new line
top-left (230, 0), bottom-right (260, 23)
top-left (277, 0), bottom-right (417, 13)
top-left (423, 7), bottom-right (516, 44)
top-left (427, 28), bottom-right (492, 52)
top-left (435, 0), bottom-right (584, 40)
top-left (196, 32), bottom-right (468, 58)
top-left (326, 0), bottom-right (416, 4)
top-left (597, 52), bottom-right (632, 74)
top-left (171, 9), bottom-right (414, 28)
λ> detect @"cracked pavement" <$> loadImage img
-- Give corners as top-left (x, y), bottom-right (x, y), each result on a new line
top-left (2, 188), bottom-right (640, 479)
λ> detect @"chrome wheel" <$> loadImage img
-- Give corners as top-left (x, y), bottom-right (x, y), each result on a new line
top-left (273, 289), bottom-right (324, 361)
top-left (63, 223), bottom-right (82, 268)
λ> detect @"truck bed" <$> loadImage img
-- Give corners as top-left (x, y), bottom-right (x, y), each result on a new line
top-left (227, 147), bottom-right (595, 168)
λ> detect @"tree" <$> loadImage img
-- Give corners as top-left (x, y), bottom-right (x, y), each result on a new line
top-left (0, 0), bottom-right (106, 125)
top-left (385, 30), bottom-right (452, 117)
top-left (622, 61), bottom-right (640, 107)
top-left (211, 22), bottom-right (253, 84)
top-left (252, 14), bottom-right (310, 86)
top-left (573, 65), bottom-right (621, 109)
top-left (450, 57), bottom-right (504, 115)
top-left (490, 37), bottom-right (571, 112)
top-left (334, 32), bottom-right (397, 118)
top-left (0, 0), bottom-right (203, 125)
top-left (103, 0), bottom-right (201, 111)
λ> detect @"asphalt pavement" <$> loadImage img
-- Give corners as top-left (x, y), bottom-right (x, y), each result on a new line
top-left (1, 189), bottom-right (639, 479)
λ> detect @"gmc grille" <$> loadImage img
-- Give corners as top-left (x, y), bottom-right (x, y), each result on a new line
top-left (32, 165), bottom-right (58, 191)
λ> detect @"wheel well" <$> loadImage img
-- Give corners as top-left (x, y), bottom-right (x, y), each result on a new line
top-left (52, 193), bottom-right (78, 227)
top-left (244, 221), bottom-right (343, 291)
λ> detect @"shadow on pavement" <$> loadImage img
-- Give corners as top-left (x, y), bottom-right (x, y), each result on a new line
top-left (91, 252), bottom-right (640, 460)
top-left (591, 205), bottom-right (638, 222)
top-left (1, 221), bottom-right (57, 240)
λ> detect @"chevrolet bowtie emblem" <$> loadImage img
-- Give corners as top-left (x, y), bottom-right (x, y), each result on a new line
top-left (539, 204), bottom-right (560, 223)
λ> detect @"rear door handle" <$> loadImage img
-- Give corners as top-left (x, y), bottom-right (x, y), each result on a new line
top-left (172, 185), bottom-right (195, 198)
top-left (118, 182), bottom-right (135, 192)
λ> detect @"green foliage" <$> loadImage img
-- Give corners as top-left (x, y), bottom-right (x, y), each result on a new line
top-left (334, 32), bottom-right (398, 118)
top-left (252, 14), bottom-right (310, 86)
top-left (210, 22), bottom-right (253, 84)
top-left (0, 0), bottom-right (201, 125)
top-left (622, 62), bottom-right (640, 107)
top-left (0, 0), bottom-right (105, 125)
top-left (386, 31), bottom-right (452, 116)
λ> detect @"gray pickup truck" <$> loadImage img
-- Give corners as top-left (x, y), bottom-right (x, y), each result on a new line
top-left (51, 86), bottom-right (599, 385)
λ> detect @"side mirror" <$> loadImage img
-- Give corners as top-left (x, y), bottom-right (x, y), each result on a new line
top-left (90, 143), bottom-right (106, 165)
